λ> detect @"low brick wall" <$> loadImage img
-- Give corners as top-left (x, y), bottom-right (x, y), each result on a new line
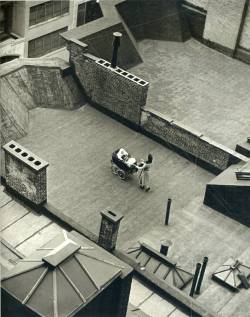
top-left (141, 108), bottom-right (248, 173)
top-left (67, 39), bottom-right (149, 126)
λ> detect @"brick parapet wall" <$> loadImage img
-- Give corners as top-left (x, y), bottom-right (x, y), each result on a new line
top-left (141, 108), bottom-right (248, 173)
top-left (67, 39), bottom-right (149, 126)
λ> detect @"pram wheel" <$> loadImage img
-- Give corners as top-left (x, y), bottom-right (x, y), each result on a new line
top-left (111, 163), bottom-right (118, 175)
top-left (118, 170), bottom-right (127, 180)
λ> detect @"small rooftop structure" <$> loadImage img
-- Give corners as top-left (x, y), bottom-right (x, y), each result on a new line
top-left (212, 258), bottom-right (250, 292)
top-left (127, 242), bottom-right (193, 290)
top-left (235, 161), bottom-right (250, 180)
top-left (2, 140), bottom-right (49, 172)
top-left (1, 231), bottom-right (132, 317)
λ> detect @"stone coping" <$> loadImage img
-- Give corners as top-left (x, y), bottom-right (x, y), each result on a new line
top-left (0, 57), bottom-right (69, 77)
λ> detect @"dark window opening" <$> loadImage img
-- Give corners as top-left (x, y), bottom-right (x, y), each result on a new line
top-left (28, 27), bottom-right (67, 57)
top-left (76, 0), bottom-right (103, 27)
top-left (0, 2), bottom-right (14, 42)
top-left (29, 1), bottom-right (70, 26)
top-left (0, 55), bottom-right (19, 64)
top-left (45, 2), bottom-right (53, 20)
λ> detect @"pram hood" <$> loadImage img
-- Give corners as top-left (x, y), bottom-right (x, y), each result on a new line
top-left (112, 149), bottom-right (137, 172)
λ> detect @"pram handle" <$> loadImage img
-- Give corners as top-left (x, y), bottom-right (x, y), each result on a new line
top-left (136, 162), bottom-right (146, 170)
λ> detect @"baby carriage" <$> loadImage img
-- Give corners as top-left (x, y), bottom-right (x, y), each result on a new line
top-left (111, 148), bottom-right (138, 180)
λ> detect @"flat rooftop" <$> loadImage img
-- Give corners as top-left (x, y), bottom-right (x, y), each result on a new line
top-left (10, 104), bottom-right (250, 316)
top-left (131, 39), bottom-right (250, 150)
top-left (6, 37), bottom-right (250, 316)
top-left (19, 105), bottom-right (213, 246)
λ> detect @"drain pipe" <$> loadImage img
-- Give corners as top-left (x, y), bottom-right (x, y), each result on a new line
top-left (189, 262), bottom-right (201, 297)
top-left (195, 257), bottom-right (208, 294)
top-left (165, 198), bottom-right (172, 225)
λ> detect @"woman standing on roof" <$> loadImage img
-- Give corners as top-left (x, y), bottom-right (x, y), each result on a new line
top-left (138, 154), bottom-right (153, 192)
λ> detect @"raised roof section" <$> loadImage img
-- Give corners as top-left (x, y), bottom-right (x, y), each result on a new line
top-left (42, 241), bottom-right (81, 267)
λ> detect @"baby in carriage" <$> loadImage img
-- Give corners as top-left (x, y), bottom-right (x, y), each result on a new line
top-left (117, 148), bottom-right (137, 167)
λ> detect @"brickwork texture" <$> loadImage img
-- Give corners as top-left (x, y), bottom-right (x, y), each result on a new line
top-left (68, 40), bottom-right (148, 125)
top-left (141, 108), bottom-right (246, 173)
top-left (4, 152), bottom-right (47, 204)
